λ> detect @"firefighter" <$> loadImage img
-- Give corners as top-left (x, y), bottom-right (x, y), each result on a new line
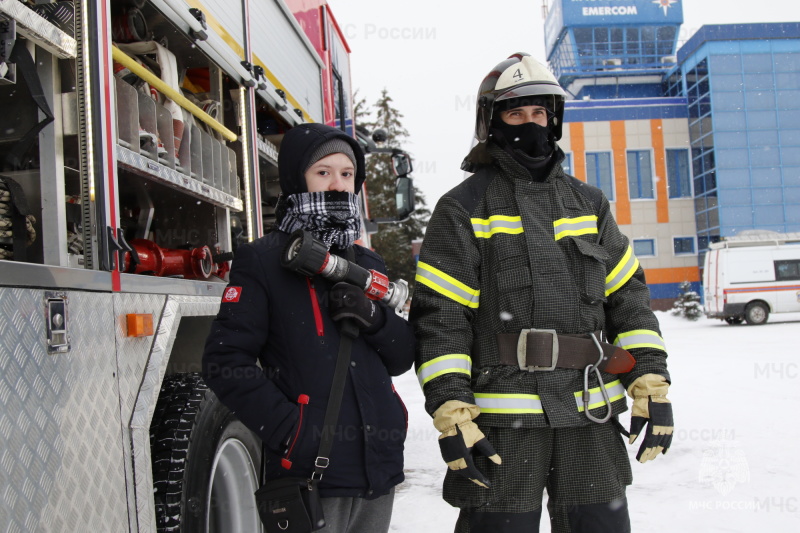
top-left (203, 123), bottom-right (415, 533)
top-left (409, 53), bottom-right (674, 532)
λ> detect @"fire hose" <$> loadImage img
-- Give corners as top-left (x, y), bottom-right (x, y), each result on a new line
top-left (281, 229), bottom-right (409, 313)
top-left (122, 238), bottom-right (231, 280)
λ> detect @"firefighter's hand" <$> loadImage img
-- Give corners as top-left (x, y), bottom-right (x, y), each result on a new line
top-left (628, 374), bottom-right (673, 463)
top-left (433, 400), bottom-right (501, 488)
top-left (329, 283), bottom-right (385, 332)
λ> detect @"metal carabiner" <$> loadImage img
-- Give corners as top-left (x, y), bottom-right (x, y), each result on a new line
top-left (582, 333), bottom-right (612, 424)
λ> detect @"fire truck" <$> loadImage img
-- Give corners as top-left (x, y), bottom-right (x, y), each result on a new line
top-left (0, 0), bottom-right (412, 531)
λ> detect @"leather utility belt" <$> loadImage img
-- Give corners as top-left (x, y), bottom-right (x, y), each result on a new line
top-left (496, 329), bottom-right (636, 423)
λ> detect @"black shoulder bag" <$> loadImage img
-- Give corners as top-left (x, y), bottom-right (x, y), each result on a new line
top-left (255, 318), bottom-right (359, 533)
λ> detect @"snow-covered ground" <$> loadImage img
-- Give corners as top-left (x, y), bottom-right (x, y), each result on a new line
top-left (390, 311), bottom-right (800, 532)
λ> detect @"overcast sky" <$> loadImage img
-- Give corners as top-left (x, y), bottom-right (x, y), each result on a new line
top-left (331, 0), bottom-right (800, 207)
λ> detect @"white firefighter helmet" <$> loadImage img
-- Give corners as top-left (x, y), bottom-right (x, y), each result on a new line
top-left (474, 53), bottom-right (567, 142)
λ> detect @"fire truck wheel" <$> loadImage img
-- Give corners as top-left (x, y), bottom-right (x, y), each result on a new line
top-left (151, 373), bottom-right (263, 533)
top-left (744, 302), bottom-right (769, 325)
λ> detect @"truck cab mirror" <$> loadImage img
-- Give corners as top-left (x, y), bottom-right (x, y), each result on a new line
top-left (391, 152), bottom-right (413, 177)
top-left (395, 176), bottom-right (415, 221)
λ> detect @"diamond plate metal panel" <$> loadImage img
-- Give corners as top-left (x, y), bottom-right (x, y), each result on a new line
top-left (113, 293), bottom-right (167, 533)
top-left (0, 288), bottom-right (128, 532)
top-left (129, 295), bottom-right (221, 533)
top-left (0, 0), bottom-right (77, 59)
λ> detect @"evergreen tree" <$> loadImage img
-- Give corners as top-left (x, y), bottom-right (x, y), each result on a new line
top-left (671, 280), bottom-right (704, 321)
top-left (355, 89), bottom-right (430, 290)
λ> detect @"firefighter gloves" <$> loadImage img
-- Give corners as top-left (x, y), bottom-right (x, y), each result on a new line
top-left (627, 374), bottom-right (674, 463)
top-left (329, 282), bottom-right (384, 332)
top-left (433, 400), bottom-right (501, 488)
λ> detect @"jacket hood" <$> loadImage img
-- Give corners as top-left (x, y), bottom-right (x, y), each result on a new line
top-left (278, 123), bottom-right (367, 195)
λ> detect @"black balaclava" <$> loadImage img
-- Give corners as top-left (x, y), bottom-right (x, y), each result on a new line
top-left (489, 96), bottom-right (557, 179)
top-left (275, 124), bottom-right (366, 249)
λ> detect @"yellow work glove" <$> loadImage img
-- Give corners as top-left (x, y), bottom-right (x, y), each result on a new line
top-left (433, 400), bottom-right (501, 488)
top-left (627, 374), bottom-right (674, 463)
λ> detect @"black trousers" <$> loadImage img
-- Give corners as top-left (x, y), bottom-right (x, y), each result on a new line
top-left (457, 498), bottom-right (631, 533)
top-left (450, 423), bottom-right (632, 533)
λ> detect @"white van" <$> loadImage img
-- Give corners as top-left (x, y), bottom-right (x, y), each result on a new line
top-left (703, 232), bottom-right (800, 325)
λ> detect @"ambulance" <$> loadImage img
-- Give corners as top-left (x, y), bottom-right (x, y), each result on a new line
top-left (703, 232), bottom-right (800, 325)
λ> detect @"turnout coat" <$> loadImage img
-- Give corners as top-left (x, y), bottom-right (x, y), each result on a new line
top-left (203, 230), bottom-right (414, 499)
top-left (411, 145), bottom-right (670, 429)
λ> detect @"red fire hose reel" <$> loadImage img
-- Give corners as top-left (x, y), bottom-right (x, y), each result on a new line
top-left (122, 239), bottom-right (230, 280)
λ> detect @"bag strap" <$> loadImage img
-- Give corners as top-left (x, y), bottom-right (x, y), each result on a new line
top-left (4, 45), bottom-right (55, 171)
top-left (312, 317), bottom-right (358, 481)
top-left (311, 245), bottom-right (359, 481)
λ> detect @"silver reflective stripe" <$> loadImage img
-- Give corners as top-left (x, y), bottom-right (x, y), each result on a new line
top-left (475, 393), bottom-right (544, 414)
top-left (472, 216), bottom-right (523, 238)
top-left (415, 261), bottom-right (480, 308)
top-left (574, 379), bottom-right (626, 412)
top-left (553, 215), bottom-right (599, 241)
top-left (605, 245), bottom-right (639, 296)
top-left (614, 330), bottom-right (667, 351)
top-left (417, 354), bottom-right (472, 387)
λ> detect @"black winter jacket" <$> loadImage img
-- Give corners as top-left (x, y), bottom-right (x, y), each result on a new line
top-left (202, 230), bottom-right (414, 498)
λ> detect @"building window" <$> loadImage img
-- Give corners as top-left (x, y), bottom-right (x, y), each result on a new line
top-left (586, 152), bottom-right (614, 200)
top-left (627, 150), bottom-right (654, 199)
top-left (633, 238), bottom-right (656, 257)
top-left (562, 152), bottom-right (572, 175)
top-left (667, 149), bottom-right (691, 198)
top-left (775, 260), bottom-right (800, 281)
top-left (673, 236), bottom-right (696, 255)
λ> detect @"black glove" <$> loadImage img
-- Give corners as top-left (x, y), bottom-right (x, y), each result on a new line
top-left (629, 399), bottom-right (674, 462)
top-left (628, 374), bottom-right (674, 463)
top-left (329, 282), bottom-right (384, 331)
top-left (438, 424), bottom-right (502, 488)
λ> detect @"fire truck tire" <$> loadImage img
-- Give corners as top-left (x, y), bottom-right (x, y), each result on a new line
top-left (151, 373), bottom-right (263, 533)
top-left (744, 302), bottom-right (769, 325)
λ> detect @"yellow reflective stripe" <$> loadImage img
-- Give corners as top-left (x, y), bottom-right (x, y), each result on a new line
top-left (415, 261), bottom-right (480, 308)
top-left (474, 393), bottom-right (543, 414)
top-left (553, 215), bottom-right (599, 241)
top-left (416, 354), bottom-right (472, 387)
top-left (472, 215), bottom-right (524, 238)
top-left (605, 245), bottom-right (639, 296)
top-left (574, 379), bottom-right (626, 412)
top-left (614, 330), bottom-right (667, 351)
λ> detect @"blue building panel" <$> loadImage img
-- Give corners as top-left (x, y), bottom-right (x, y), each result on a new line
top-left (565, 98), bottom-right (688, 121)
top-left (648, 281), bottom-right (700, 301)
top-left (565, 106), bottom-right (688, 121)
top-left (553, 0), bottom-right (683, 28)
top-left (678, 23), bottom-right (800, 63)
top-left (578, 83), bottom-right (665, 99)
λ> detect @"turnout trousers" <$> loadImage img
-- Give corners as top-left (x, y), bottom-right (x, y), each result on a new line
top-left (449, 422), bottom-right (632, 533)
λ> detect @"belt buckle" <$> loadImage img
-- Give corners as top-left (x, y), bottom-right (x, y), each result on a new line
top-left (517, 328), bottom-right (559, 372)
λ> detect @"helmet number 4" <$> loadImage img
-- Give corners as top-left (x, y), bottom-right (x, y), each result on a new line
top-left (513, 69), bottom-right (524, 81)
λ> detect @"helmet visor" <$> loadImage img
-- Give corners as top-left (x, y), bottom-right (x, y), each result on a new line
top-left (495, 82), bottom-right (566, 102)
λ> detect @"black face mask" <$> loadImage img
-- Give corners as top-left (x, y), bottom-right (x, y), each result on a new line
top-left (491, 120), bottom-right (556, 159)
